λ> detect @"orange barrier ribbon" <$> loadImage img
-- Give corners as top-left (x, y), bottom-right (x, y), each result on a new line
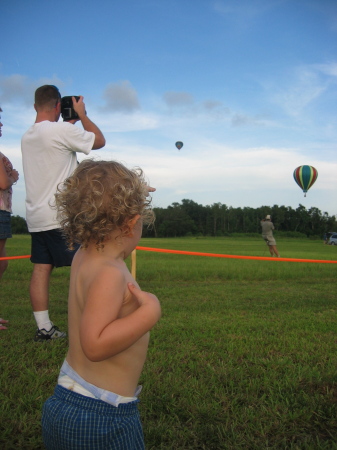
top-left (0, 249), bottom-right (336, 264)
top-left (136, 247), bottom-right (337, 264)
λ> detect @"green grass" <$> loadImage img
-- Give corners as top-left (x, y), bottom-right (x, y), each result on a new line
top-left (1, 236), bottom-right (337, 449)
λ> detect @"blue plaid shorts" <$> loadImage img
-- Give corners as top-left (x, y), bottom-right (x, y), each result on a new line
top-left (42, 385), bottom-right (145, 449)
top-left (0, 210), bottom-right (12, 239)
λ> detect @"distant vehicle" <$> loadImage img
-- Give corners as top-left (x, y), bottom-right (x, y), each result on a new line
top-left (329, 233), bottom-right (337, 245)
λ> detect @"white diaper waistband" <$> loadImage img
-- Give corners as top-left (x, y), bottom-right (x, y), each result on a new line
top-left (58, 360), bottom-right (142, 407)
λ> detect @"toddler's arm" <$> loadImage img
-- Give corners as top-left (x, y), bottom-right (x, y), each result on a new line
top-left (80, 270), bottom-right (161, 362)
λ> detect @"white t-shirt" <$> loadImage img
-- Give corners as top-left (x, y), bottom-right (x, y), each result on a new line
top-left (21, 121), bottom-right (95, 232)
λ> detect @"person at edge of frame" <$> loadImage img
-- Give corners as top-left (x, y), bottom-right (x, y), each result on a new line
top-left (0, 106), bottom-right (20, 330)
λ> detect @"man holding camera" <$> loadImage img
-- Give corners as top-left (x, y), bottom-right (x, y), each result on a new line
top-left (261, 214), bottom-right (280, 257)
top-left (21, 85), bottom-right (105, 341)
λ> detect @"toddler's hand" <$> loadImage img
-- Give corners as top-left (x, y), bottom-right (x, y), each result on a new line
top-left (146, 184), bottom-right (156, 194)
top-left (128, 283), bottom-right (161, 323)
top-left (11, 169), bottom-right (19, 183)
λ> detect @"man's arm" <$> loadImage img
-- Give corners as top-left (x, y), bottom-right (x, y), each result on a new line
top-left (72, 96), bottom-right (106, 150)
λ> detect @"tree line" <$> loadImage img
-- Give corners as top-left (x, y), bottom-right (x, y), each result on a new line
top-left (11, 201), bottom-right (336, 239)
top-left (142, 200), bottom-right (337, 238)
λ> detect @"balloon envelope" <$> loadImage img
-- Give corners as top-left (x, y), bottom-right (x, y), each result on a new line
top-left (175, 141), bottom-right (183, 150)
top-left (293, 165), bottom-right (318, 196)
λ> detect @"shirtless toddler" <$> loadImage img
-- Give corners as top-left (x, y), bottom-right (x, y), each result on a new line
top-left (41, 159), bottom-right (161, 450)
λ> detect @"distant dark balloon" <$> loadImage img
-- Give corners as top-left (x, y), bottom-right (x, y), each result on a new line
top-left (293, 165), bottom-right (318, 197)
top-left (175, 141), bottom-right (183, 150)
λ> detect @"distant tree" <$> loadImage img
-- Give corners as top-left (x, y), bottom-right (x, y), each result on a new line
top-left (11, 215), bottom-right (28, 234)
top-left (159, 203), bottom-right (197, 237)
top-left (294, 204), bottom-right (310, 234)
top-left (181, 199), bottom-right (207, 234)
top-left (323, 211), bottom-right (337, 233)
top-left (211, 202), bottom-right (222, 236)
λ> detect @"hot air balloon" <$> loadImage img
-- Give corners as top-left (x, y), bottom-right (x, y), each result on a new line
top-left (293, 165), bottom-right (318, 197)
top-left (175, 141), bottom-right (183, 150)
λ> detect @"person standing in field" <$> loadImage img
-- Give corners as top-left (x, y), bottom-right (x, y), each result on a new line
top-left (261, 214), bottom-right (280, 257)
top-left (0, 106), bottom-right (20, 330)
top-left (21, 85), bottom-right (105, 341)
top-left (41, 159), bottom-right (161, 450)
top-left (324, 232), bottom-right (332, 245)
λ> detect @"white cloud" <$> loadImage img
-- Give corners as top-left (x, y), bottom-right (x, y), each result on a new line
top-left (231, 113), bottom-right (267, 127)
top-left (0, 74), bottom-right (64, 106)
top-left (6, 139), bottom-right (337, 219)
top-left (1, 67), bottom-right (336, 219)
top-left (101, 80), bottom-right (140, 113)
top-left (163, 91), bottom-right (194, 108)
top-left (88, 141), bottom-right (336, 196)
top-left (212, 0), bottom-right (285, 29)
top-left (96, 111), bottom-right (159, 132)
top-left (272, 67), bottom-right (327, 117)
top-left (314, 62), bottom-right (337, 77)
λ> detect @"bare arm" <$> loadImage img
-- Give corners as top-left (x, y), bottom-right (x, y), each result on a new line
top-left (72, 96), bottom-right (106, 150)
top-left (0, 159), bottom-right (19, 190)
top-left (80, 269), bottom-right (161, 362)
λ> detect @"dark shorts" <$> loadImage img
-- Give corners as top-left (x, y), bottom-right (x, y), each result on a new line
top-left (30, 229), bottom-right (79, 267)
top-left (0, 210), bottom-right (12, 239)
top-left (42, 385), bottom-right (145, 450)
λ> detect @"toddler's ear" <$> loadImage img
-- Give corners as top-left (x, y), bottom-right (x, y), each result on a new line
top-left (127, 214), bottom-right (141, 234)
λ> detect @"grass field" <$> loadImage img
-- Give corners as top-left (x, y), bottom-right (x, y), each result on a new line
top-left (0, 235), bottom-right (337, 449)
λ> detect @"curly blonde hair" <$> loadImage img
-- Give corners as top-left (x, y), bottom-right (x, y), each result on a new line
top-left (55, 159), bottom-right (154, 250)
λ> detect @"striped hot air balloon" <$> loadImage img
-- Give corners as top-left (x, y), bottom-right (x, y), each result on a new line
top-left (293, 165), bottom-right (318, 197)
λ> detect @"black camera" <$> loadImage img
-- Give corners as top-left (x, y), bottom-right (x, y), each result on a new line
top-left (61, 96), bottom-right (80, 121)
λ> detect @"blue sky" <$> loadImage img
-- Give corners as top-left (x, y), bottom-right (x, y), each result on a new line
top-left (1, 0), bottom-right (337, 219)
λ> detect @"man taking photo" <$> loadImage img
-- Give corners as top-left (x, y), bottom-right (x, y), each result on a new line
top-left (21, 85), bottom-right (105, 341)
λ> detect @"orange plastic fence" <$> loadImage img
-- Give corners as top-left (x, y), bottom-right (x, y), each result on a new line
top-left (135, 247), bottom-right (337, 264)
top-left (1, 248), bottom-right (336, 264)
top-left (0, 255), bottom-right (31, 260)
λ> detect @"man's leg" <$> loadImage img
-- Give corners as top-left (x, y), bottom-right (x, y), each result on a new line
top-left (272, 245), bottom-right (280, 257)
top-left (30, 263), bottom-right (53, 312)
top-left (30, 263), bottom-right (66, 341)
